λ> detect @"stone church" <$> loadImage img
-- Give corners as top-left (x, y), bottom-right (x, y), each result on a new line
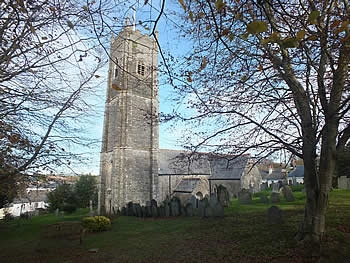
top-left (99, 23), bottom-right (262, 214)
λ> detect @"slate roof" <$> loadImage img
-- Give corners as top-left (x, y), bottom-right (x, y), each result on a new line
top-left (288, 165), bottom-right (304, 178)
top-left (173, 178), bottom-right (201, 193)
top-left (158, 149), bottom-right (250, 180)
top-left (260, 169), bottom-right (286, 180)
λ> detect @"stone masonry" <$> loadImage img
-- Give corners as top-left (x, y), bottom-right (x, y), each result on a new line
top-left (99, 22), bottom-right (159, 214)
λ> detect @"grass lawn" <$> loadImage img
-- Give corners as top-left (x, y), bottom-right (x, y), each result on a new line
top-left (1, 189), bottom-right (350, 262)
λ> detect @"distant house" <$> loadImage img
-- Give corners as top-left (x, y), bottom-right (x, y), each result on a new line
top-left (260, 166), bottom-right (288, 187)
top-left (158, 150), bottom-right (262, 204)
top-left (288, 165), bottom-right (304, 184)
top-left (0, 188), bottom-right (50, 219)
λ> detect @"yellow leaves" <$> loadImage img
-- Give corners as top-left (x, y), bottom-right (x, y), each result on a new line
top-left (200, 57), bottom-right (207, 71)
top-left (246, 21), bottom-right (268, 35)
top-left (296, 30), bottom-right (306, 40)
top-left (178, 0), bottom-right (186, 11)
top-left (330, 20), bottom-right (341, 29)
top-left (280, 37), bottom-right (298, 48)
top-left (83, 5), bottom-right (88, 11)
top-left (215, 0), bottom-right (226, 11)
top-left (308, 10), bottom-right (320, 24)
top-left (334, 21), bottom-right (349, 35)
top-left (67, 21), bottom-right (74, 29)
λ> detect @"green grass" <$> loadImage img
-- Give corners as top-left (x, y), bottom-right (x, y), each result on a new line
top-left (1, 191), bottom-right (350, 262)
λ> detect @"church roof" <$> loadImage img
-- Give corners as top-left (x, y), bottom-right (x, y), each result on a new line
top-left (173, 178), bottom-right (201, 193)
top-left (288, 165), bottom-right (304, 178)
top-left (158, 149), bottom-right (250, 180)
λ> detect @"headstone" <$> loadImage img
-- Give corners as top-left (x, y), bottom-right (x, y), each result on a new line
top-left (292, 176), bottom-right (297, 186)
top-left (141, 206), bottom-right (146, 218)
top-left (126, 202), bottom-right (134, 216)
top-left (150, 200), bottom-right (158, 217)
top-left (121, 207), bottom-right (127, 216)
top-left (55, 208), bottom-right (59, 217)
top-left (134, 203), bottom-right (142, 217)
top-left (270, 192), bottom-right (280, 203)
top-left (88, 200), bottom-right (95, 216)
top-left (280, 186), bottom-right (295, 202)
top-left (267, 206), bottom-right (283, 225)
top-left (159, 205), bottom-right (165, 217)
top-left (238, 189), bottom-right (252, 204)
top-left (260, 194), bottom-right (269, 203)
top-left (338, 176), bottom-right (350, 189)
top-left (60, 211), bottom-right (65, 218)
top-left (261, 182), bottom-right (268, 191)
top-left (209, 194), bottom-right (224, 217)
top-left (216, 185), bottom-right (230, 207)
top-left (145, 201), bottom-right (152, 217)
top-left (165, 203), bottom-right (170, 217)
top-left (272, 182), bottom-right (279, 193)
top-left (170, 197), bottom-right (181, 216)
top-left (184, 203), bottom-right (194, 216)
top-left (190, 195), bottom-right (197, 208)
top-left (198, 197), bottom-right (209, 218)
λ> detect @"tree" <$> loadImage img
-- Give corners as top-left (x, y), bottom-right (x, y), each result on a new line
top-left (75, 175), bottom-right (98, 208)
top-left (47, 183), bottom-right (77, 212)
top-left (0, 0), bottom-right (115, 206)
top-left (165, 0), bottom-right (349, 247)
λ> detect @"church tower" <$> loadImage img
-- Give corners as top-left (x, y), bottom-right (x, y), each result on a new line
top-left (100, 22), bottom-right (159, 214)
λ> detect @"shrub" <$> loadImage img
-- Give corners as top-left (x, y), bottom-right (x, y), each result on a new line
top-left (82, 216), bottom-right (111, 232)
top-left (63, 203), bottom-right (77, 214)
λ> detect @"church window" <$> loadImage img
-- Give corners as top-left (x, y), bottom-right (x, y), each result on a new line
top-left (137, 62), bottom-right (145, 76)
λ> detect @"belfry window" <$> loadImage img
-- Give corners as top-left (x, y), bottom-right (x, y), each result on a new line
top-left (137, 62), bottom-right (145, 76)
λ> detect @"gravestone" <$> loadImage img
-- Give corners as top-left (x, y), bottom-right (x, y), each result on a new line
top-left (216, 185), bottom-right (230, 207)
top-left (267, 206), bottom-right (283, 225)
top-left (88, 200), bottom-right (94, 216)
top-left (198, 197), bottom-right (209, 218)
top-left (261, 182), bottom-right (268, 191)
top-left (184, 203), bottom-right (194, 216)
top-left (165, 202), bottom-right (170, 217)
top-left (292, 176), bottom-right (297, 186)
top-left (190, 195), bottom-right (197, 208)
top-left (280, 186), bottom-right (295, 202)
top-left (238, 189), bottom-right (252, 204)
top-left (338, 176), bottom-right (350, 189)
top-left (270, 192), bottom-right (280, 203)
top-left (145, 201), bottom-right (152, 217)
top-left (170, 197), bottom-right (181, 216)
top-left (55, 208), bottom-right (59, 217)
top-left (159, 205), bottom-right (165, 217)
top-left (121, 207), bottom-right (126, 216)
top-left (141, 206), bottom-right (146, 218)
top-left (272, 182), bottom-right (280, 193)
top-left (134, 203), bottom-right (142, 217)
top-left (151, 202), bottom-right (158, 217)
top-left (260, 194), bottom-right (269, 203)
top-left (209, 194), bottom-right (224, 217)
top-left (126, 202), bottom-right (134, 216)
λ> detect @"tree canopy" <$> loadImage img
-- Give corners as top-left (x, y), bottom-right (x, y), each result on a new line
top-left (165, 0), bottom-right (349, 246)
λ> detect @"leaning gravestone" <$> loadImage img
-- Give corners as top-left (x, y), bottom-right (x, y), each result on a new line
top-left (216, 185), bottom-right (230, 207)
top-left (270, 192), bottom-right (280, 203)
top-left (209, 194), bottom-right (224, 217)
top-left (280, 186), bottom-right (295, 202)
top-left (261, 182), bottom-right (268, 191)
top-left (126, 202), bottom-right (134, 216)
top-left (267, 206), bottom-right (283, 225)
top-left (238, 189), bottom-right (252, 204)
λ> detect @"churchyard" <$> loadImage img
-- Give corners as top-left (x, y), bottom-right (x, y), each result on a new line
top-left (0, 188), bottom-right (349, 262)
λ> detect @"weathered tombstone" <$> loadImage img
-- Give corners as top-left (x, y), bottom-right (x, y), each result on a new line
top-left (145, 201), bottom-right (152, 217)
top-left (159, 205), bottom-right (165, 217)
top-left (141, 206), bottom-right (146, 218)
top-left (55, 208), bottom-right (59, 217)
top-left (280, 186), bottom-right (295, 202)
top-left (165, 203), bottom-right (170, 217)
top-left (270, 192), bottom-right (280, 203)
top-left (126, 202), bottom-right (134, 216)
top-left (292, 176), bottom-right (297, 186)
top-left (60, 211), bottom-right (65, 218)
top-left (121, 207), bottom-right (127, 216)
top-left (198, 197), bottom-right (209, 218)
top-left (238, 189), bottom-right (252, 204)
top-left (267, 206), bottom-right (283, 225)
top-left (216, 185), bottom-right (230, 207)
top-left (272, 182), bottom-right (280, 193)
top-left (184, 203), bottom-right (194, 216)
top-left (209, 194), bottom-right (224, 217)
top-left (151, 201), bottom-right (158, 217)
top-left (190, 195), bottom-right (197, 208)
top-left (338, 176), bottom-right (350, 189)
top-left (260, 194), bottom-right (269, 203)
top-left (261, 182), bottom-right (268, 191)
top-left (134, 203), bottom-right (142, 217)
top-left (170, 197), bottom-right (181, 216)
